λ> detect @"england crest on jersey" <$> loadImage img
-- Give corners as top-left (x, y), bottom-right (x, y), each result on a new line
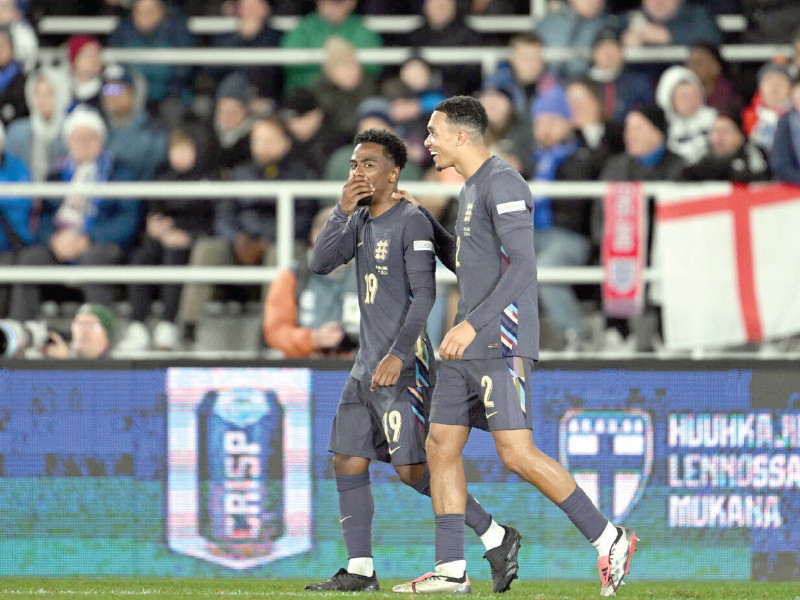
top-left (559, 409), bottom-right (653, 523)
top-left (374, 239), bottom-right (390, 262)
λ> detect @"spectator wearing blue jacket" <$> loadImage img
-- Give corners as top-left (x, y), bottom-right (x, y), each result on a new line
top-left (101, 63), bottom-right (167, 180)
top-left (534, 0), bottom-right (610, 82)
top-left (483, 33), bottom-right (560, 117)
top-left (0, 119), bottom-right (32, 316)
top-left (8, 107), bottom-right (142, 321)
top-left (769, 85), bottom-right (800, 184)
top-left (620, 0), bottom-right (722, 48)
top-left (107, 0), bottom-right (195, 111)
top-left (588, 27), bottom-right (654, 125)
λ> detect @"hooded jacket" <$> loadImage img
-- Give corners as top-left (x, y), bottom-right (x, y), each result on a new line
top-left (6, 67), bottom-right (70, 181)
top-left (656, 66), bottom-right (717, 165)
top-left (103, 68), bottom-right (167, 180)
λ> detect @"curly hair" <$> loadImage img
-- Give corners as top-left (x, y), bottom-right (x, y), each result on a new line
top-left (353, 128), bottom-right (408, 170)
top-left (434, 95), bottom-right (489, 137)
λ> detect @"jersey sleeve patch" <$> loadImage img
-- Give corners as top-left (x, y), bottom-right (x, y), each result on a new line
top-left (496, 200), bottom-right (528, 215)
top-left (413, 240), bottom-right (434, 252)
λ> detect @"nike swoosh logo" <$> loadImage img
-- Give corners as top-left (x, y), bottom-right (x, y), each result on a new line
top-left (486, 411), bottom-right (499, 418)
top-left (339, 515), bottom-right (352, 524)
top-left (358, 242), bottom-right (364, 247)
top-left (388, 446), bottom-right (401, 454)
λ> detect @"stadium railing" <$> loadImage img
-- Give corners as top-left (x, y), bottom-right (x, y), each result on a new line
top-left (31, 43), bottom-right (793, 83)
top-left (36, 13), bottom-right (748, 36)
top-left (0, 180), bottom-right (732, 286)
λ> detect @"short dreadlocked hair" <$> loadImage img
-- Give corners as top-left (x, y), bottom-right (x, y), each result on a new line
top-left (353, 128), bottom-right (408, 170)
top-left (433, 95), bottom-right (489, 137)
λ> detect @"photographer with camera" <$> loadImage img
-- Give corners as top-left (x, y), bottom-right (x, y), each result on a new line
top-left (43, 303), bottom-right (115, 359)
top-left (0, 303), bottom-right (114, 359)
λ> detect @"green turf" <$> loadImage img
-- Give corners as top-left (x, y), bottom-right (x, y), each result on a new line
top-left (0, 579), bottom-right (797, 599)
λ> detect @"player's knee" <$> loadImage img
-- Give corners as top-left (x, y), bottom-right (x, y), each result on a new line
top-left (331, 453), bottom-right (361, 475)
top-left (394, 465), bottom-right (417, 487)
top-left (424, 433), bottom-right (445, 463)
top-left (497, 444), bottom-right (527, 475)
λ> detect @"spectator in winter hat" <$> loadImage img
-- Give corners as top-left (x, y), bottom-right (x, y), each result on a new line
top-left (44, 303), bottom-right (116, 359)
top-left (529, 85), bottom-right (596, 350)
top-left (599, 104), bottom-right (684, 185)
top-left (210, 71), bottom-right (255, 175)
top-left (66, 34), bottom-right (104, 111)
top-left (6, 106), bottom-right (142, 324)
top-left (101, 63), bottom-right (167, 180)
top-left (684, 107), bottom-right (770, 183)
top-left (6, 68), bottom-right (70, 181)
top-left (655, 65), bottom-right (717, 165)
top-left (594, 103), bottom-right (684, 351)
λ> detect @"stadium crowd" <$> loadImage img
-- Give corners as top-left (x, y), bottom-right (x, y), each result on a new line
top-left (0, 0), bottom-right (798, 356)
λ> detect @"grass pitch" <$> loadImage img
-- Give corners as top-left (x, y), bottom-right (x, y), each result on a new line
top-left (0, 579), bottom-right (797, 600)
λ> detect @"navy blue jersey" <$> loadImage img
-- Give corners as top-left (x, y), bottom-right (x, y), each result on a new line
top-left (454, 156), bottom-right (540, 360)
top-left (312, 200), bottom-right (437, 387)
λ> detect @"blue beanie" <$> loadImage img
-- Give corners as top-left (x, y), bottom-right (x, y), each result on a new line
top-left (531, 87), bottom-right (571, 120)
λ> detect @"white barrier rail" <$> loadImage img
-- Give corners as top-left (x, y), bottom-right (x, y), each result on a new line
top-left (0, 180), bottom-right (732, 283)
top-left (32, 43), bottom-right (793, 82)
top-left (36, 13), bottom-right (748, 36)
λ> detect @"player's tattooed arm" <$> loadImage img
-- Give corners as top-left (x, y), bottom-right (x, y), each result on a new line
top-left (392, 190), bottom-right (456, 272)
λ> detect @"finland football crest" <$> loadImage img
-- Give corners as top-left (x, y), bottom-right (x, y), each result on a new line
top-left (374, 239), bottom-right (390, 262)
top-left (559, 409), bottom-right (653, 523)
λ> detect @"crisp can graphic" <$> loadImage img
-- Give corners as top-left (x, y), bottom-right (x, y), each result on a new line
top-left (167, 368), bottom-right (312, 570)
top-left (197, 389), bottom-right (284, 556)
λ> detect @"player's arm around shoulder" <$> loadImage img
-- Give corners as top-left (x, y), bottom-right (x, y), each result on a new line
top-left (402, 209), bottom-right (437, 271)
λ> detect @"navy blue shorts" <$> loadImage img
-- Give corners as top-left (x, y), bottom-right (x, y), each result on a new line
top-left (328, 376), bottom-right (431, 466)
top-left (430, 357), bottom-right (533, 431)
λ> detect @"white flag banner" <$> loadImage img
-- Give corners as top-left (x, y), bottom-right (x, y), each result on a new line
top-left (655, 184), bottom-right (800, 350)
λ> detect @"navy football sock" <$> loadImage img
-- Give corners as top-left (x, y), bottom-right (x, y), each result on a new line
top-left (434, 513), bottom-right (466, 565)
top-left (413, 469), bottom-right (492, 537)
top-left (557, 486), bottom-right (608, 543)
top-left (336, 472), bottom-right (373, 559)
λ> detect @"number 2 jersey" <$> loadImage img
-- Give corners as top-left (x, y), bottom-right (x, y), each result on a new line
top-left (454, 156), bottom-right (540, 360)
top-left (311, 200), bottom-right (437, 388)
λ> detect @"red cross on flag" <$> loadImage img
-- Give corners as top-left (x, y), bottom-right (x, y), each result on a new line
top-left (656, 183), bottom-right (800, 350)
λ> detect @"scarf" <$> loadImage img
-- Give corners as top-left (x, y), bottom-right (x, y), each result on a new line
top-left (531, 140), bottom-right (579, 229)
top-left (54, 152), bottom-right (113, 233)
top-left (30, 110), bottom-right (65, 182)
top-left (72, 76), bottom-right (102, 102)
top-left (636, 144), bottom-right (666, 168)
top-left (215, 116), bottom-right (254, 149)
top-left (0, 61), bottom-right (20, 93)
